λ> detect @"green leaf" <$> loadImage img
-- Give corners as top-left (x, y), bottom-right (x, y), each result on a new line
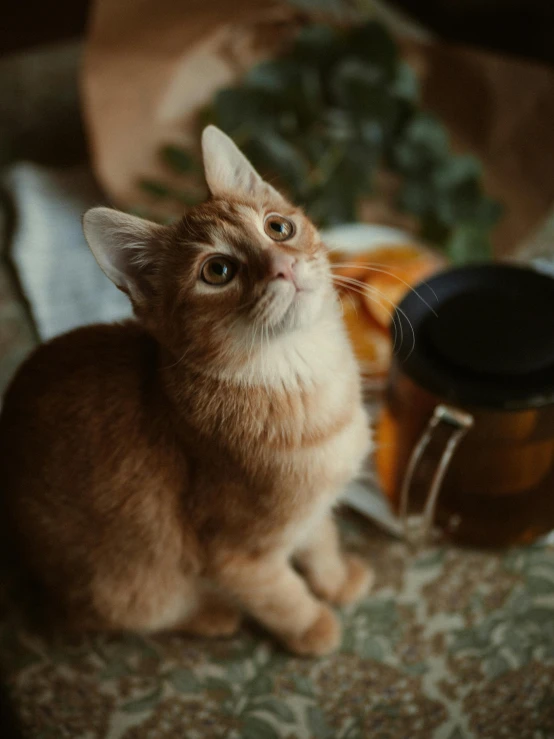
top-left (167, 668), bottom-right (200, 693)
top-left (394, 114), bottom-right (449, 174)
top-left (446, 224), bottom-right (492, 264)
top-left (397, 178), bottom-right (435, 217)
top-left (122, 685), bottom-right (163, 713)
top-left (287, 0), bottom-right (349, 19)
top-left (252, 697), bottom-right (295, 723)
top-left (470, 197), bottom-right (503, 228)
top-left (246, 60), bottom-right (301, 95)
top-left (214, 88), bottom-right (279, 134)
top-left (245, 132), bottom-right (309, 195)
top-left (447, 728), bottom-right (466, 739)
top-left (436, 181), bottom-right (483, 226)
top-left (160, 145), bottom-right (196, 173)
top-left (330, 59), bottom-right (397, 129)
top-left (139, 179), bottom-right (172, 198)
top-left (433, 155), bottom-right (482, 189)
top-left (246, 674), bottom-right (273, 698)
top-left (344, 139), bottom-right (380, 190)
top-left (322, 109), bottom-right (355, 143)
top-left (393, 62), bottom-right (419, 102)
top-left (240, 715), bottom-right (279, 739)
top-left (306, 705), bottom-right (334, 738)
top-left (431, 157), bottom-right (501, 231)
top-left (307, 191), bottom-right (356, 226)
top-left (348, 22), bottom-right (398, 81)
top-left (292, 24), bottom-right (341, 68)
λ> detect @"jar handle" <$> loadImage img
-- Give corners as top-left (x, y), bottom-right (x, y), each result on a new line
top-left (399, 404), bottom-right (474, 547)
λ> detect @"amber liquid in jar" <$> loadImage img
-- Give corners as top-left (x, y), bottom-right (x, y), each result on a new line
top-left (376, 378), bottom-right (554, 548)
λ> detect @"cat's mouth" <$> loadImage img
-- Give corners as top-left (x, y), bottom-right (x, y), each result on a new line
top-left (251, 279), bottom-right (320, 333)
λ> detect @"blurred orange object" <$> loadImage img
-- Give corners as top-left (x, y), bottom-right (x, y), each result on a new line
top-left (330, 244), bottom-right (425, 282)
top-left (363, 255), bottom-right (444, 329)
top-left (332, 243), bottom-right (445, 377)
top-left (340, 296), bottom-right (391, 376)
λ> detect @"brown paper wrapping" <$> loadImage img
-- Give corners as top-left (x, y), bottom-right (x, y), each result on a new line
top-left (82, 0), bottom-right (301, 219)
top-left (406, 41), bottom-right (554, 255)
top-left (82, 1), bottom-right (554, 255)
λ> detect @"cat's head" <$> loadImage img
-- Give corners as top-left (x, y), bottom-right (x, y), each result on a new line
top-left (83, 126), bottom-right (336, 372)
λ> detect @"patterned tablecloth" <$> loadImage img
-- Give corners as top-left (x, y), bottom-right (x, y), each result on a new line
top-left (1, 235), bottom-right (554, 739)
top-left (1, 512), bottom-right (553, 739)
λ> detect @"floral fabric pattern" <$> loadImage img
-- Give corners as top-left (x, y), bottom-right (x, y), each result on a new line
top-left (1, 518), bottom-right (553, 739)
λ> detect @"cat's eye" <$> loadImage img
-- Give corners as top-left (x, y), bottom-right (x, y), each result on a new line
top-left (200, 256), bottom-right (237, 286)
top-left (264, 214), bottom-right (295, 242)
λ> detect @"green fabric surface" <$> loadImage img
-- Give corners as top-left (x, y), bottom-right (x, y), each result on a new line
top-left (1, 518), bottom-right (553, 739)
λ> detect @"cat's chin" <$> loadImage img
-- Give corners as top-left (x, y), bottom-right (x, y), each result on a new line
top-left (265, 287), bottom-right (326, 335)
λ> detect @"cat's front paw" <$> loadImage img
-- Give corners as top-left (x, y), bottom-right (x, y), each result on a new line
top-left (334, 555), bottom-right (374, 605)
top-left (316, 555), bottom-right (373, 606)
top-left (284, 605), bottom-right (341, 657)
top-left (182, 600), bottom-right (242, 638)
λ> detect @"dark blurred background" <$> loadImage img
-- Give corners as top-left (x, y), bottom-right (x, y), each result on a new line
top-left (2, 0), bottom-right (554, 66)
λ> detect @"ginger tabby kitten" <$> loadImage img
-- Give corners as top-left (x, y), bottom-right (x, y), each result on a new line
top-left (0, 127), bottom-right (372, 656)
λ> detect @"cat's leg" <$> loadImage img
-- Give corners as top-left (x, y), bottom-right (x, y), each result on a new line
top-left (91, 569), bottom-right (241, 638)
top-left (293, 514), bottom-right (373, 606)
top-left (86, 568), bottom-right (198, 633)
top-left (214, 553), bottom-right (340, 656)
top-left (177, 585), bottom-right (242, 637)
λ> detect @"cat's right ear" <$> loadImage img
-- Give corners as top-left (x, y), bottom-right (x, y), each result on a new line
top-left (83, 207), bottom-right (165, 302)
top-left (201, 125), bottom-right (286, 203)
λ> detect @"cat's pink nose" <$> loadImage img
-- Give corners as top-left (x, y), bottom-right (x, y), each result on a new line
top-left (269, 252), bottom-right (297, 284)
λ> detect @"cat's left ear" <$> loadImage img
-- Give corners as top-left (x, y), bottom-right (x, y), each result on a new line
top-left (83, 207), bottom-right (166, 304)
top-left (202, 125), bottom-right (284, 202)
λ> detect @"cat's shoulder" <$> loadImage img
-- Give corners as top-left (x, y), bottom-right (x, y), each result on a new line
top-left (2, 321), bottom-right (158, 402)
top-left (21, 320), bottom-right (152, 366)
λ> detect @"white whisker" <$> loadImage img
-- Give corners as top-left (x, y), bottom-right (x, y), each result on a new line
top-left (332, 262), bottom-right (438, 314)
top-left (163, 345), bottom-right (191, 371)
top-left (332, 276), bottom-right (415, 358)
top-left (332, 276), bottom-right (402, 355)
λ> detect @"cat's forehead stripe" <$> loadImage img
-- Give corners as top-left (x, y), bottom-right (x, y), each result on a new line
top-left (178, 201), bottom-right (266, 259)
top-left (177, 201), bottom-right (245, 245)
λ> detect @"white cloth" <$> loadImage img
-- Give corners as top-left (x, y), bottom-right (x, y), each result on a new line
top-left (3, 163), bottom-right (131, 340)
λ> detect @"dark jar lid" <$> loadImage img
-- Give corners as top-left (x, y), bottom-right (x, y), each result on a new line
top-left (393, 263), bottom-right (554, 410)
